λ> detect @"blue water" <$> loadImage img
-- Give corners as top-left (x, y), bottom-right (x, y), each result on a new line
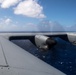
top-left (11, 38), bottom-right (76, 75)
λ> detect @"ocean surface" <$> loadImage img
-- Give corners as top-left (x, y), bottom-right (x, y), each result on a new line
top-left (11, 38), bottom-right (76, 75)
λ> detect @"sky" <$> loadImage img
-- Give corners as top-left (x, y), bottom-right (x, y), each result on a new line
top-left (0, 0), bottom-right (76, 31)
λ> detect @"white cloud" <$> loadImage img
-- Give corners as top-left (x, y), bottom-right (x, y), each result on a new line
top-left (5, 18), bottom-right (12, 24)
top-left (22, 23), bottom-right (38, 31)
top-left (0, 18), bottom-right (38, 31)
top-left (0, 18), bottom-right (14, 31)
top-left (0, 18), bottom-right (65, 31)
top-left (0, 0), bottom-right (4, 3)
top-left (0, 0), bottom-right (20, 8)
top-left (0, 18), bottom-right (12, 25)
top-left (14, 0), bottom-right (46, 18)
top-left (0, 0), bottom-right (46, 18)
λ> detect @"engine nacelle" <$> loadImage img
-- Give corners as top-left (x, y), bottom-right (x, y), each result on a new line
top-left (67, 33), bottom-right (76, 45)
top-left (35, 35), bottom-right (57, 51)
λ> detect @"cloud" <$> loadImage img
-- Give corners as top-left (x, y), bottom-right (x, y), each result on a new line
top-left (0, 0), bottom-right (4, 3)
top-left (4, 18), bottom-right (12, 24)
top-left (38, 20), bottom-right (65, 31)
top-left (0, 0), bottom-right (46, 18)
top-left (14, 0), bottom-right (46, 18)
top-left (66, 24), bottom-right (76, 31)
top-left (0, 18), bottom-right (65, 31)
top-left (0, 0), bottom-right (20, 8)
top-left (0, 18), bottom-right (38, 31)
top-left (0, 18), bottom-right (17, 31)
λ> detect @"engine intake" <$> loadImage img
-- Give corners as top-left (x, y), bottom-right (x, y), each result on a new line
top-left (35, 35), bottom-right (57, 51)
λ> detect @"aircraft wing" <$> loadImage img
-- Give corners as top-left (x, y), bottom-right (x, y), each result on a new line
top-left (0, 32), bottom-right (75, 75)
